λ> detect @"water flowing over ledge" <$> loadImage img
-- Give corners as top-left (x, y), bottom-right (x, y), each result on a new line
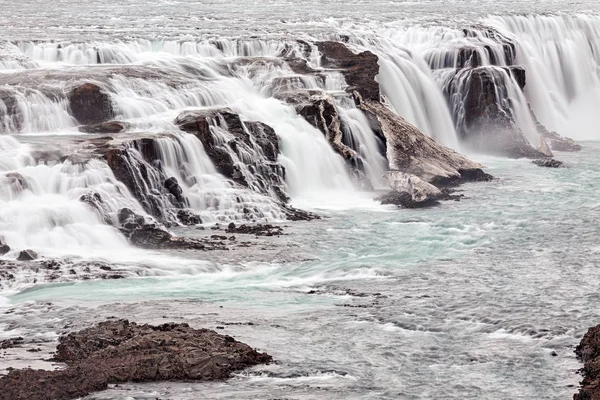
top-left (0, 5), bottom-right (599, 400)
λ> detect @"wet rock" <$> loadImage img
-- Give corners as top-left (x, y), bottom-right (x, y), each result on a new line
top-left (68, 83), bottom-right (114, 125)
top-left (17, 249), bottom-right (38, 261)
top-left (0, 337), bottom-right (24, 349)
top-left (0, 241), bottom-right (9, 255)
top-left (444, 67), bottom-right (548, 158)
top-left (78, 121), bottom-right (126, 134)
top-left (359, 99), bottom-right (492, 186)
top-left (376, 171), bottom-right (442, 208)
top-left (226, 223), bottom-right (284, 236)
top-left (574, 324), bottom-right (600, 400)
top-left (0, 320), bottom-right (271, 400)
top-left (164, 176), bottom-right (186, 205)
top-left (0, 88), bottom-right (23, 133)
top-left (176, 209), bottom-right (202, 226)
top-left (532, 158), bottom-right (564, 168)
top-left (175, 108), bottom-right (288, 202)
top-left (316, 41), bottom-right (380, 101)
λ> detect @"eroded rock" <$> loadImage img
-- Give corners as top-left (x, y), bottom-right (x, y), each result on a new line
top-left (0, 320), bottom-right (272, 400)
top-left (17, 249), bottom-right (38, 261)
top-left (575, 324), bottom-right (600, 400)
top-left (532, 158), bottom-right (564, 168)
top-left (377, 171), bottom-right (442, 208)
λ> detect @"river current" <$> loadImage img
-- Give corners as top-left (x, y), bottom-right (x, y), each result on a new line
top-left (1, 1), bottom-right (600, 399)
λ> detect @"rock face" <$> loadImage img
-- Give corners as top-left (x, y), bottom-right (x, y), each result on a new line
top-left (530, 110), bottom-right (583, 152)
top-left (0, 241), bottom-right (9, 255)
top-left (532, 158), bottom-right (564, 168)
top-left (316, 41), bottom-right (380, 101)
top-left (68, 83), bottom-right (114, 125)
top-left (575, 325), bottom-right (600, 400)
top-left (175, 108), bottom-right (288, 202)
top-left (444, 67), bottom-right (548, 158)
top-left (377, 171), bottom-right (443, 208)
top-left (0, 320), bottom-right (272, 400)
top-left (359, 99), bottom-right (492, 186)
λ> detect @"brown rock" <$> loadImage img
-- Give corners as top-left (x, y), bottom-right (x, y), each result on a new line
top-left (575, 325), bottom-right (600, 400)
top-left (0, 320), bottom-right (271, 400)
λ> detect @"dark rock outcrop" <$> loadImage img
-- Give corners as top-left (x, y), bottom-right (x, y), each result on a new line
top-left (226, 222), bottom-right (284, 236)
top-left (444, 67), bottom-right (548, 158)
top-left (0, 241), bottom-right (9, 255)
top-left (17, 249), bottom-right (38, 261)
top-left (175, 108), bottom-right (288, 202)
top-left (0, 88), bottom-right (23, 133)
top-left (68, 83), bottom-right (114, 125)
top-left (574, 325), bottom-right (600, 400)
top-left (78, 121), bottom-right (126, 134)
top-left (316, 41), bottom-right (380, 101)
top-left (532, 158), bottom-right (564, 168)
top-left (0, 320), bottom-right (272, 400)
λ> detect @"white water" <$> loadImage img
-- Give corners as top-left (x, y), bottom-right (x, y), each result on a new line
top-left (1, 3), bottom-right (600, 399)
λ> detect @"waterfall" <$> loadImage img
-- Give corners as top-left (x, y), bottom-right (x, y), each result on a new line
top-left (0, 136), bottom-right (140, 258)
top-left (486, 14), bottom-right (600, 140)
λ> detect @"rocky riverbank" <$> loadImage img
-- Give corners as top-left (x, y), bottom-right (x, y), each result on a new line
top-left (0, 320), bottom-right (271, 400)
top-left (575, 324), bottom-right (600, 400)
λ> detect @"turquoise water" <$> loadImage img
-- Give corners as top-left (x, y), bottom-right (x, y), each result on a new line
top-left (4, 144), bottom-right (599, 399)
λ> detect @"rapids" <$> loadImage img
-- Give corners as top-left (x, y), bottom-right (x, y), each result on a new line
top-left (1, 1), bottom-right (600, 399)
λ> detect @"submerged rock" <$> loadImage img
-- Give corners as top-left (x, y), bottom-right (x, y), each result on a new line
top-left (377, 171), bottom-right (442, 208)
top-left (0, 320), bottom-right (272, 400)
top-left (575, 324), bottom-right (600, 400)
top-left (532, 158), bottom-right (564, 168)
top-left (68, 83), bottom-right (114, 125)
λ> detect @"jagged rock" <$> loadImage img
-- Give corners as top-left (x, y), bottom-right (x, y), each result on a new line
top-left (17, 249), bottom-right (38, 261)
top-left (574, 324), bottom-right (600, 400)
top-left (164, 177), bottom-right (185, 205)
top-left (68, 83), bottom-right (114, 125)
top-left (175, 108), bottom-right (288, 202)
top-left (377, 171), bottom-right (442, 208)
top-left (79, 191), bottom-right (113, 225)
top-left (316, 41), bottom-right (380, 101)
top-left (176, 209), bottom-right (202, 225)
top-left (532, 158), bottom-right (564, 168)
top-left (444, 67), bottom-right (548, 158)
top-left (78, 121), bottom-right (126, 134)
top-left (0, 320), bottom-right (271, 400)
top-left (358, 98), bottom-right (492, 186)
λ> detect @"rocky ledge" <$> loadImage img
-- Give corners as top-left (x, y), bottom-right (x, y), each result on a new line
top-left (575, 325), bottom-right (600, 400)
top-left (0, 319), bottom-right (272, 400)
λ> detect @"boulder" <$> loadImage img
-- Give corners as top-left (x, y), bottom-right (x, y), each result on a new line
top-left (0, 320), bottom-right (272, 400)
top-left (0, 241), bottom-right (9, 255)
top-left (68, 83), bottom-right (114, 125)
top-left (377, 171), bottom-right (442, 208)
top-left (17, 249), bottom-right (38, 261)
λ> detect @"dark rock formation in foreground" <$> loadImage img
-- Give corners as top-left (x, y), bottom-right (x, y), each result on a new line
top-left (575, 325), bottom-right (600, 400)
top-left (0, 320), bottom-right (272, 400)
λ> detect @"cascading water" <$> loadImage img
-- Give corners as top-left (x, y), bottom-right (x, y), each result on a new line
top-left (486, 14), bottom-right (600, 140)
